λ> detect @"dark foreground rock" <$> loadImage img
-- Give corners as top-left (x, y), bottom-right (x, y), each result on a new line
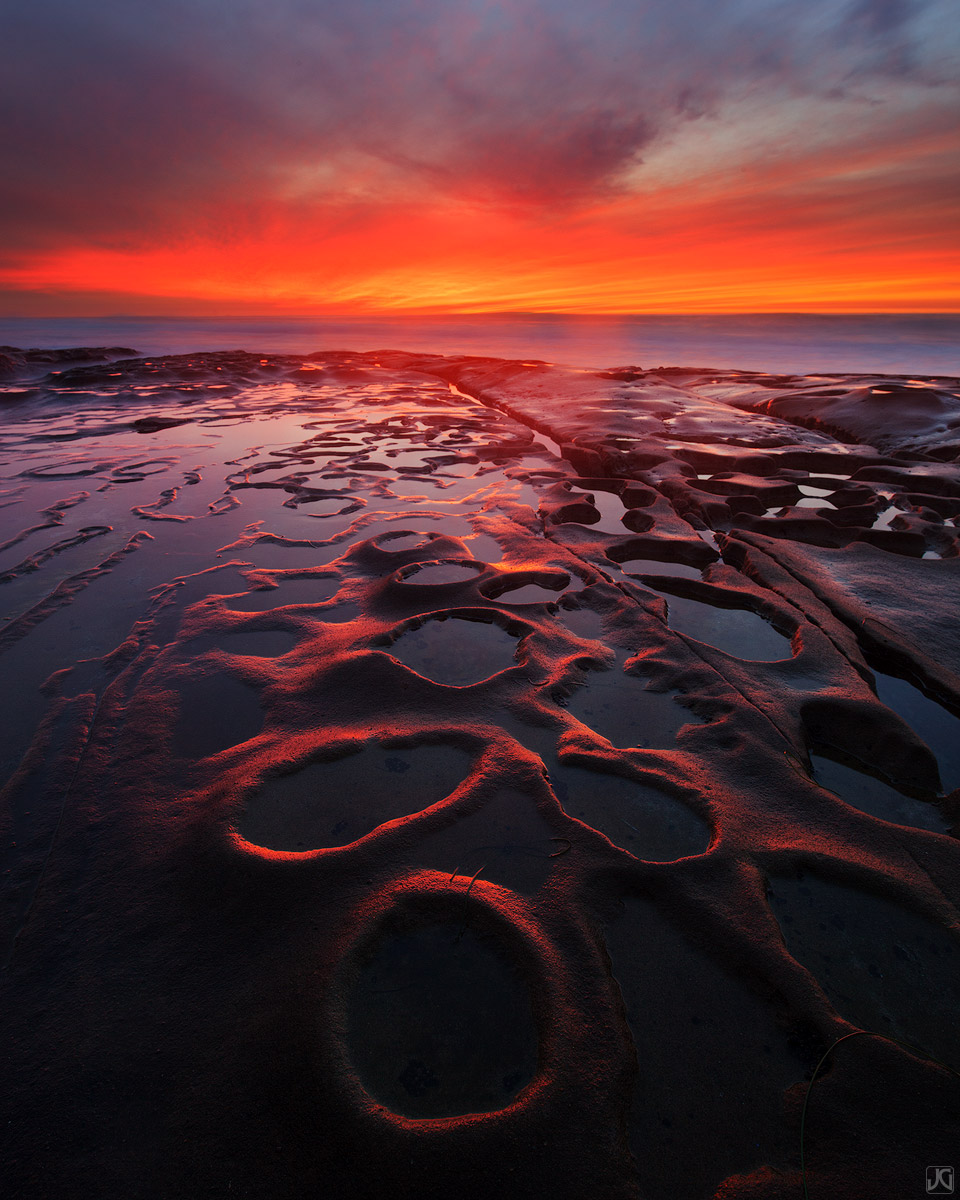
top-left (1, 349), bottom-right (957, 1200)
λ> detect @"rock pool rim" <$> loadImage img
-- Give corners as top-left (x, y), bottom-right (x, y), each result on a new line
top-left (374, 529), bottom-right (442, 551)
top-left (478, 569), bottom-right (572, 601)
top-left (325, 870), bottom-right (563, 1129)
top-left (394, 558), bottom-right (489, 584)
top-left (382, 607), bottom-right (532, 664)
top-left (810, 740), bottom-right (954, 809)
top-left (226, 734), bottom-right (484, 861)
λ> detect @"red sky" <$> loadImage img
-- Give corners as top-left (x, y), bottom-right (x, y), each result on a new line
top-left (2, 0), bottom-right (958, 315)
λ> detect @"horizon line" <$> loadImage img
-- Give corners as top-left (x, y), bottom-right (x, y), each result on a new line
top-left (4, 310), bottom-right (960, 321)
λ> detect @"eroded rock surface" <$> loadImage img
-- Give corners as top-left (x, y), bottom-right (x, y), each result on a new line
top-left (1, 348), bottom-right (958, 1200)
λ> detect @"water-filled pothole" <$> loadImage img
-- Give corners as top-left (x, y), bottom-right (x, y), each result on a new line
top-left (811, 752), bottom-right (950, 834)
top-left (300, 496), bottom-right (356, 516)
top-left (238, 743), bottom-right (472, 850)
top-left (398, 561), bottom-right (485, 585)
top-left (462, 533), bottom-right (503, 563)
top-left (563, 659), bottom-right (697, 749)
top-left (347, 914), bottom-right (538, 1117)
top-left (558, 606), bottom-right (604, 640)
top-left (415, 789), bottom-right (560, 894)
top-left (375, 531), bottom-right (435, 551)
top-left (872, 669), bottom-right (960, 794)
top-left (389, 479), bottom-right (444, 498)
top-left (794, 497), bottom-right (836, 510)
top-left (244, 541), bottom-right (344, 569)
top-left (616, 559), bottom-right (702, 580)
top-left (551, 764), bottom-right (710, 860)
top-left (663, 594), bottom-right (792, 661)
top-left (567, 486), bottom-right (627, 533)
top-left (390, 617), bottom-right (522, 686)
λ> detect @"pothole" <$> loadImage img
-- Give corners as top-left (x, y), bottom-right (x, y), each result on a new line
top-left (811, 752), bottom-right (950, 834)
top-left (173, 673), bottom-right (264, 760)
top-left (389, 617), bottom-right (522, 686)
top-left (347, 912), bottom-right (538, 1118)
top-left (563, 658), bottom-right (699, 749)
top-left (226, 577), bottom-right (341, 610)
top-left (238, 743), bottom-right (473, 850)
top-left (663, 594), bottom-right (792, 661)
top-left (551, 764), bottom-right (711, 860)
top-left (767, 872), bottom-right (960, 1069)
top-left (397, 560), bottom-right (485, 585)
top-left (872, 669), bottom-right (960, 794)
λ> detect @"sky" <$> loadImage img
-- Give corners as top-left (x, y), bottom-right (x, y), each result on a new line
top-left (1, 0), bottom-right (958, 315)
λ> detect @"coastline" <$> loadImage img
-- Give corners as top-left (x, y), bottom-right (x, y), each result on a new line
top-left (1, 343), bottom-right (958, 1199)
top-left (2, 311), bottom-right (960, 375)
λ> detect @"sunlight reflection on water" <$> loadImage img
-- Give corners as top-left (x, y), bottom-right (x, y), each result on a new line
top-left (3, 313), bottom-right (959, 374)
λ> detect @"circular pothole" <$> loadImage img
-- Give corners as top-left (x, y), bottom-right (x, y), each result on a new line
top-left (347, 910), bottom-right (538, 1118)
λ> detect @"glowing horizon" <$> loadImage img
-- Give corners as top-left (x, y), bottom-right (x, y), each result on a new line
top-left (2, 1), bottom-right (958, 317)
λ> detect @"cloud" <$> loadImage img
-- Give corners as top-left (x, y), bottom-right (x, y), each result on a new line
top-left (0, 0), bottom-right (956, 268)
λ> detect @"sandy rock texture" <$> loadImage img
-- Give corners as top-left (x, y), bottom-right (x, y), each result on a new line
top-left (1, 348), bottom-right (958, 1199)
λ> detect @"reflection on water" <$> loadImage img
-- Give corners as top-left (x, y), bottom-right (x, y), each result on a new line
top-left (390, 617), bottom-right (521, 686)
top-left (6, 313), bottom-right (960, 374)
top-left (239, 743), bottom-right (473, 850)
top-left (873, 669), bottom-right (960, 794)
top-left (216, 630), bottom-right (298, 657)
top-left (872, 501), bottom-right (902, 530)
top-left (616, 558), bottom-right (702, 580)
top-left (397, 561), bottom-right (484, 585)
top-left (563, 652), bottom-right (699, 748)
top-left (606, 896), bottom-right (808, 1200)
top-left (558, 606), bottom-right (604, 640)
top-left (4, 330), bottom-right (959, 1198)
top-left (174, 672), bottom-right (264, 760)
top-left (811, 752), bottom-right (949, 833)
top-left (567, 485), bottom-right (628, 533)
top-left (663, 593), bottom-right (792, 661)
top-left (236, 540), bottom-right (345, 570)
top-left (551, 762), bottom-right (710, 860)
top-left (374, 531), bottom-right (434, 551)
top-left (486, 582), bottom-right (567, 604)
top-left (767, 873), bottom-right (960, 1069)
top-left (226, 577), bottom-right (341, 610)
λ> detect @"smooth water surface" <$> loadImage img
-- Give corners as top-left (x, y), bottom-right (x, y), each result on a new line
top-left (348, 917), bottom-right (538, 1118)
top-left (4, 313), bottom-right (959, 375)
top-left (390, 617), bottom-right (521, 686)
top-left (873, 670), bottom-right (960, 794)
top-left (239, 743), bottom-right (473, 849)
top-left (811, 753), bottom-right (950, 833)
top-left (664, 594), bottom-right (792, 661)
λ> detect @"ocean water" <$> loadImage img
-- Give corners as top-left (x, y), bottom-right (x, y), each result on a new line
top-left (1, 312), bottom-right (958, 376)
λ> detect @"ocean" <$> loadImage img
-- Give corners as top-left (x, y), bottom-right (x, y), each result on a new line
top-left (1, 312), bottom-right (957, 376)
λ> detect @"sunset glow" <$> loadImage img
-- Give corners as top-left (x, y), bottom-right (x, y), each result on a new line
top-left (2, 0), bottom-right (958, 315)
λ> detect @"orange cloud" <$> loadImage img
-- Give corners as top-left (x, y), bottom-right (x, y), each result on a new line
top-left (5, 139), bottom-right (957, 315)
top-left (2, 0), bottom-right (958, 314)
